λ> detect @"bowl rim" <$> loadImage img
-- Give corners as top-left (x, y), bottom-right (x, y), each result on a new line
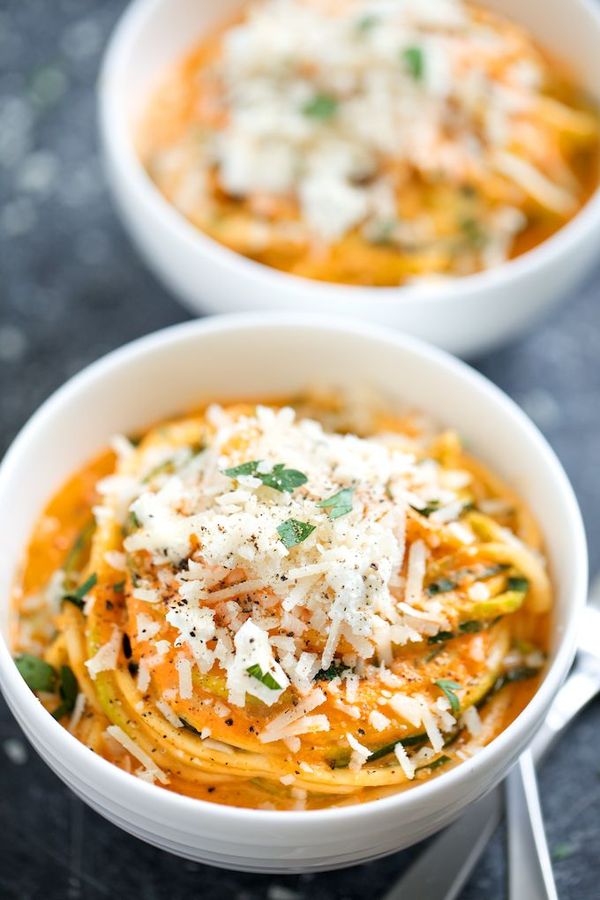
top-left (0, 312), bottom-right (588, 828)
top-left (98, 0), bottom-right (600, 307)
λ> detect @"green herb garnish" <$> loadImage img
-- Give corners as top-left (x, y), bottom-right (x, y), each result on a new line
top-left (426, 577), bottom-right (457, 596)
top-left (246, 664), bottom-right (282, 691)
top-left (261, 464), bottom-right (308, 493)
top-left (224, 460), bottom-right (308, 493)
top-left (302, 93), bottom-right (339, 120)
top-left (314, 662), bottom-right (349, 682)
top-left (317, 486), bottom-right (354, 520)
top-left (125, 510), bottom-right (140, 533)
top-left (428, 631), bottom-right (455, 645)
top-left (411, 500), bottom-right (440, 517)
top-left (63, 519), bottom-right (95, 578)
top-left (459, 620), bottom-right (483, 634)
top-left (63, 572), bottom-right (97, 609)
top-left (435, 679), bottom-right (462, 713)
top-left (113, 580), bottom-right (125, 593)
top-left (52, 666), bottom-right (78, 720)
top-left (222, 460), bottom-right (259, 478)
top-left (460, 217), bottom-right (487, 249)
top-left (507, 576), bottom-right (529, 593)
top-left (356, 14), bottom-right (378, 33)
top-left (277, 519), bottom-right (316, 549)
top-left (14, 654), bottom-right (57, 693)
top-left (403, 46), bottom-right (424, 80)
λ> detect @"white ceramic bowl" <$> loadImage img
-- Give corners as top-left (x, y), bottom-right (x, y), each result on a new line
top-left (0, 314), bottom-right (587, 872)
top-left (98, 0), bottom-right (600, 357)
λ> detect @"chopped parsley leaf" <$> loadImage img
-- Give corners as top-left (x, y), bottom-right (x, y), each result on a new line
top-left (125, 510), bottom-right (140, 533)
top-left (317, 486), bottom-right (354, 519)
top-left (52, 665), bottom-right (78, 720)
top-left (356, 14), bottom-right (378, 33)
top-left (459, 620), bottom-right (483, 634)
top-left (224, 460), bottom-right (308, 493)
top-left (426, 577), bottom-right (457, 596)
top-left (246, 664), bottom-right (282, 691)
top-left (314, 662), bottom-right (349, 681)
top-left (411, 500), bottom-right (440, 517)
top-left (302, 93), bottom-right (339, 120)
top-left (223, 460), bottom-right (261, 478)
top-left (435, 679), bottom-right (462, 713)
top-left (63, 519), bottom-right (95, 577)
top-left (428, 630), bottom-right (455, 645)
top-left (277, 518), bottom-right (316, 549)
top-left (403, 45), bottom-right (424, 80)
top-left (14, 654), bottom-right (57, 693)
top-left (62, 572), bottom-right (97, 609)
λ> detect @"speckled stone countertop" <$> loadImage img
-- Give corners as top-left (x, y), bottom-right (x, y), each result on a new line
top-left (1, 2), bottom-right (600, 898)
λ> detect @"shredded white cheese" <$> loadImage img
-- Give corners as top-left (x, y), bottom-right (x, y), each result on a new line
top-left (394, 741), bottom-right (416, 780)
top-left (368, 710), bottom-right (391, 732)
top-left (176, 656), bottom-right (193, 699)
top-left (105, 725), bottom-right (169, 784)
top-left (84, 626), bottom-right (121, 680)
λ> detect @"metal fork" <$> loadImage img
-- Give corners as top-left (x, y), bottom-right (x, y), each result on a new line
top-left (381, 599), bottom-right (600, 900)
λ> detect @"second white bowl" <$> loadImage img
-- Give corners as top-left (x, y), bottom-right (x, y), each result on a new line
top-left (99, 0), bottom-right (600, 356)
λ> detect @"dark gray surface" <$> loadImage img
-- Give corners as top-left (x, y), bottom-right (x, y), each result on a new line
top-left (1, 1), bottom-right (599, 898)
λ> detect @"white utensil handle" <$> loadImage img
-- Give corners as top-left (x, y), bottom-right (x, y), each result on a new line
top-left (380, 789), bottom-right (502, 900)
top-left (506, 751), bottom-right (558, 900)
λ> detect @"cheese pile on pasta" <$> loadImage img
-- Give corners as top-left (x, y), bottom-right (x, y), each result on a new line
top-left (13, 392), bottom-right (551, 809)
top-left (140, 0), bottom-right (599, 284)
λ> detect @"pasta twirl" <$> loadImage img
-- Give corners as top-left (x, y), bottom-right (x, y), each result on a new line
top-left (13, 391), bottom-right (551, 810)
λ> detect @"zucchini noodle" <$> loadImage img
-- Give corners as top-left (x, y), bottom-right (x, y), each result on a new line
top-left (13, 390), bottom-right (551, 810)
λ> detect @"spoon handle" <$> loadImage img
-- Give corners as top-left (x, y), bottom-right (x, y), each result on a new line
top-left (506, 750), bottom-right (559, 900)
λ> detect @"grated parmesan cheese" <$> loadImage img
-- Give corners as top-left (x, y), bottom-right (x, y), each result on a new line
top-left (156, 700), bottom-right (183, 729)
top-left (105, 725), bottom-right (169, 784)
top-left (68, 693), bottom-right (86, 733)
top-left (260, 688), bottom-right (326, 743)
top-left (346, 732), bottom-right (372, 772)
top-left (394, 741), bottom-right (416, 780)
top-left (368, 710), bottom-right (391, 732)
top-left (84, 626), bottom-right (121, 680)
top-left (175, 656), bottom-right (193, 699)
top-left (462, 704), bottom-right (482, 737)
